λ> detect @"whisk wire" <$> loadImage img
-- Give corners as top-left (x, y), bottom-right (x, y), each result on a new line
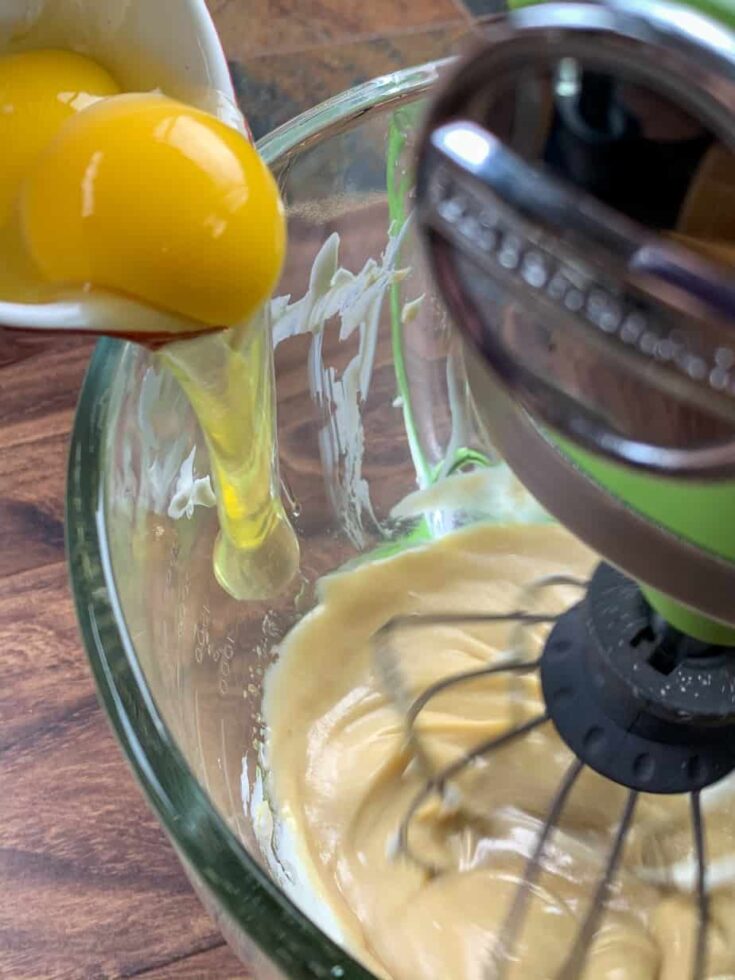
top-left (505, 576), bottom-right (588, 728)
top-left (375, 608), bottom-right (556, 778)
top-left (396, 713), bottom-right (550, 874)
top-left (406, 659), bottom-right (541, 728)
top-left (556, 790), bottom-right (639, 980)
top-left (441, 712), bottom-right (550, 786)
top-left (487, 756), bottom-right (585, 980)
top-left (376, 573), bottom-right (719, 979)
top-left (691, 791), bottom-right (709, 980)
top-left (380, 591), bottom-right (575, 874)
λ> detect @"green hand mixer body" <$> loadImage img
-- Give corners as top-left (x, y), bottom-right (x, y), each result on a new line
top-left (562, 443), bottom-right (735, 644)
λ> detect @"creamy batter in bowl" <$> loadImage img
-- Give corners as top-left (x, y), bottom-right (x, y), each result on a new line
top-left (264, 522), bottom-right (735, 980)
top-left (67, 55), bottom-right (735, 980)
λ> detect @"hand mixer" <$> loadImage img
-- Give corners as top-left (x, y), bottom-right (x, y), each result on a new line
top-left (375, 1), bottom-right (735, 977)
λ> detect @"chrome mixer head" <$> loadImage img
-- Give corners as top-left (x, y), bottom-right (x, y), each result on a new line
top-left (371, 2), bottom-right (735, 977)
top-left (417, 0), bottom-right (735, 475)
top-left (415, 0), bottom-right (735, 630)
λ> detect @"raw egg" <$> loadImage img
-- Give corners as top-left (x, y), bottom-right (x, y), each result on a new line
top-left (0, 48), bottom-right (120, 302)
top-left (0, 48), bottom-right (120, 226)
top-left (21, 92), bottom-right (286, 326)
top-left (0, 46), bottom-right (296, 600)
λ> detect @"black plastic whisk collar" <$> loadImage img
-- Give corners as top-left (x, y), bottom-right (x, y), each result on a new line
top-left (541, 563), bottom-right (735, 793)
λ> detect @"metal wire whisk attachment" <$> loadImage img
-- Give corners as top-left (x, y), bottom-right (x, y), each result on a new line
top-left (373, 574), bottom-right (710, 980)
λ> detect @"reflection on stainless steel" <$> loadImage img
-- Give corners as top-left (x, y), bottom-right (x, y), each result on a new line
top-left (417, 0), bottom-right (735, 479)
top-left (423, 132), bottom-right (735, 474)
top-left (413, 0), bottom-right (735, 624)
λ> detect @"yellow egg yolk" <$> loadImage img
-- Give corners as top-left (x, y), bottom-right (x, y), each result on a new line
top-left (21, 92), bottom-right (286, 326)
top-left (0, 49), bottom-right (120, 227)
top-left (2, 49), bottom-right (296, 600)
top-left (0, 49), bottom-right (120, 302)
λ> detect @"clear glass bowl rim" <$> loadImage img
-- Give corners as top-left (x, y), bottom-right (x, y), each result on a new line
top-left (66, 60), bottom-right (444, 980)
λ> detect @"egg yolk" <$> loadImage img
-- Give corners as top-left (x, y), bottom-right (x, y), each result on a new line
top-left (0, 49), bottom-right (120, 302)
top-left (21, 92), bottom-right (286, 326)
top-left (1, 49), bottom-right (296, 601)
top-left (0, 49), bottom-right (120, 227)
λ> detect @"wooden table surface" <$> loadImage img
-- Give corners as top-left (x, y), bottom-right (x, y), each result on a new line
top-left (0, 1), bottom-right (497, 976)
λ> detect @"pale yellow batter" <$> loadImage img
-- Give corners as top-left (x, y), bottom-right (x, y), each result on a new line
top-left (264, 523), bottom-right (735, 979)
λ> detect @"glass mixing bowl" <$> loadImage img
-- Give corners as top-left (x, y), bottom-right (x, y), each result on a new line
top-left (67, 62), bottom-right (527, 979)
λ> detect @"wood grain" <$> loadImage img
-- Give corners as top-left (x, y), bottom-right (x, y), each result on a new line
top-left (0, 337), bottom-right (93, 449)
top-left (0, 547), bottom-right (244, 979)
top-left (0, 434), bottom-right (68, 579)
top-left (137, 944), bottom-right (240, 979)
top-left (210, 0), bottom-right (467, 58)
top-left (0, 2), bottom-right (468, 977)
top-left (1, 703), bottom-right (227, 978)
top-left (0, 562), bottom-right (85, 752)
top-left (228, 22), bottom-right (472, 139)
